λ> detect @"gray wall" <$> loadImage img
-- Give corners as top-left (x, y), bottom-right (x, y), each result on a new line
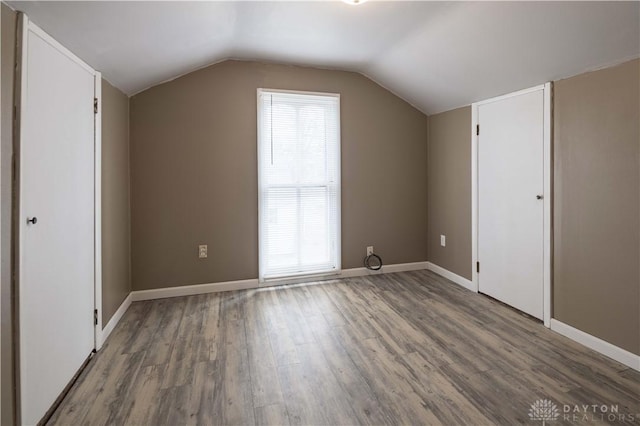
top-left (427, 106), bottom-right (472, 280)
top-left (1, 4), bottom-right (16, 425)
top-left (553, 58), bottom-right (639, 355)
top-left (101, 80), bottom-right (131, 325)
top-left (130, 60), bottom-right (429, 290)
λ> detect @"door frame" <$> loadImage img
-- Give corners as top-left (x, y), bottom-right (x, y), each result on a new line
top-left (471, 83), bottom-right (552, 327)
top-left (14, 13), bottom-right (102, 422)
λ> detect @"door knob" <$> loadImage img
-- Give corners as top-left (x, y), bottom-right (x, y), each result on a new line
top-left (27, 217), bottom-right (37, 225)
top-left (536, 195), bottom-right (543, 200)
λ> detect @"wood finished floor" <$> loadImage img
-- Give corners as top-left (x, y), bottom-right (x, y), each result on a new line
top-left (49, 270), bottom-right (640, 425)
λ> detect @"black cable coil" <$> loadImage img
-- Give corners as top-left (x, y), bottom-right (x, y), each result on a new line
top-left (364, 253), bottom-right (383, 271)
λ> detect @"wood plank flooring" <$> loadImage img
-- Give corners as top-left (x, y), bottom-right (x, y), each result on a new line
top-left (48, 270), bottom-right (640, 425)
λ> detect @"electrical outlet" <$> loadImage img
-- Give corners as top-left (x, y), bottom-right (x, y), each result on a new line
top-left (367, 246), bottom-right (374, 256)
top-left (440, 235), bottom-right (446, 247)
top-left (198, 244), bottom-right (208, 259)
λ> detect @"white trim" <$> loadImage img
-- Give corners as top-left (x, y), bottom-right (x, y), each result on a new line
top-left (256, 89), bottom-right (264, 283)
top-left (542, 82), bottom-right (552, 327)
top-left (94, 74), bottom-right (103, 350)
top-left (130, 261), bottom-right (429, 301)
top-left (470, 104), bottom-right (479, 292)
top-left (99, 293), bottom-right (131, 345)
top-left (425, 262), bottom-right (475, 292)
top-left (550, 319), bottom-right (640, 371)
top-left (14, 14), bottom-right (29, 425)
top-left (335, 96), bottom-right (342, 282)
top-left (471, 83), bottom-right (552, 327)
top-left (131, 279), bottom-right (260, 301)
top-left (340, 261), bottom-right (429, 277)
top-left (257, 88), bottom-right (341, 99)
top-left (472, 84), bottom-right (546, 107)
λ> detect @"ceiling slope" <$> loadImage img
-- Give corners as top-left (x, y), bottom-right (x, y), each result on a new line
top-left (7, 1), bottom-right (640, 114)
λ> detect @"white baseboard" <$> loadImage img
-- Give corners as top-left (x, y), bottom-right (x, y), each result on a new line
top-left (341, 261), bottom-right (429, 278)
top-left (100, 293), bottom-right (132, 345)
top-left (425, 262), bottom-right (476, 292)
top-left (131, 278), bottom-right (259, 302)
top-left (129, 261), bottom-right (430, 302)
top-left (550, 319), bottom-right (640, 371)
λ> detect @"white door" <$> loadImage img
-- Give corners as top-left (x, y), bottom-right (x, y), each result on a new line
top-left (18, 18), bottom-right (97, 425)
top-left (477, 88), bottom-right (545, 319)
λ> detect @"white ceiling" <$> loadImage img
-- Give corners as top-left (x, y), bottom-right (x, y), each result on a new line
top-left (7, 1), bottom-right (640, 114)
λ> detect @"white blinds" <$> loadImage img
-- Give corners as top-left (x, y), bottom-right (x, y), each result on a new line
top-left (258, 90), bottom-right (341, 280)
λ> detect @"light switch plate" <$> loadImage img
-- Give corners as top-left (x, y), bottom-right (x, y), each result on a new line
top-left (440, 235), bottom-right (446, 247)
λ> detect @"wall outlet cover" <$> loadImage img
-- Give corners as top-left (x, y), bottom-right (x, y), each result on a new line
top-left (199, 244), bottom-right (208, 258)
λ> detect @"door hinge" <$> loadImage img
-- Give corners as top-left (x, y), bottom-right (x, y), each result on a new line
top-left (476, 124), bottom-right (480, 136)
top-left (93, 98), bottom-right (98, 114)
top-left (476, 261), bottom-right (480, 273)
top-left (94, 309), bottom-right (98, 325)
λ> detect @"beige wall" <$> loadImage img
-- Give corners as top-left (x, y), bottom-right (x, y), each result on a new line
top-left (427, 107), bottom-right (472, 280)
top-left (1, 4), bottom-right (17, 425)
top-left (130, 60), bottom-right (428, 290)
top-left (101, 79), bottom-right (131, 325)
top-left (553, 59), bottom-right (640, 355)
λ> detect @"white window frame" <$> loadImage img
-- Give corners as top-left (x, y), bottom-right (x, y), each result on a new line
top-left (256, 88), bottom-right (341, 284)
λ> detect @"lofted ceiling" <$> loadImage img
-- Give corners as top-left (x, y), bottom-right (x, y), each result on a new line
top-left (6, 1), bottom-right (640, 114)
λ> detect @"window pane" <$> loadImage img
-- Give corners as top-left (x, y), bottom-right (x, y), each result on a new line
top-left (264, 187), bottom-right (298, 271)
top-left (300, 187), bottom-right (329, 266)
top-left (299, 105), bottom-right (327, 184)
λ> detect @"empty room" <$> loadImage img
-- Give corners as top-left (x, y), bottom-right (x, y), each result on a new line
top-left (0, 1), bottom-right (639, 425)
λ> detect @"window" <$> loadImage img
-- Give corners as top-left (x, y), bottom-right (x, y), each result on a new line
top-left (258, 89), bottom-right (341, 281)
